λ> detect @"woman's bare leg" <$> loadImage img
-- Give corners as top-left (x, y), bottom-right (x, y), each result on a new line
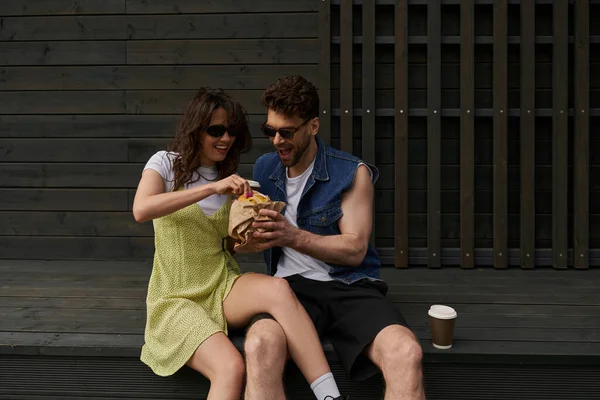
top-left (186, 332), bottom-right (246, 400)
top-left (223, 274), bottom-right (330, 383)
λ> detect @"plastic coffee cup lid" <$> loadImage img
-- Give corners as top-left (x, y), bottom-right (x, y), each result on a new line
top-left (246, 180), bottom-right (261, 188)
top-left (428, 304), bottom-right (457, 320)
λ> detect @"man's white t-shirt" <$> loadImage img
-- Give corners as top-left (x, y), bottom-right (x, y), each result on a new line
top-left (274, 160), bottom-right (374, 282)
top-left (143, 151), bottom-right (229, 216)
top-left (274, 158), bottom-right (335, 281)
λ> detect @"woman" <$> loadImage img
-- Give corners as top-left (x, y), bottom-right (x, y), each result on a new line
top-left (133, 88), bottom-right (343, 400)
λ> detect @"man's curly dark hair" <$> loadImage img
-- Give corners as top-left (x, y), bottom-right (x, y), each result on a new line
top-left (261, 75), bottom-right (320, 120)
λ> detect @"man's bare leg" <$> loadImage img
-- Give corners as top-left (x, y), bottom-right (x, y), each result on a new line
top-left (365, 324), bottom-right (426, 400)
top-left (244, 318), bottom-right (288, 400)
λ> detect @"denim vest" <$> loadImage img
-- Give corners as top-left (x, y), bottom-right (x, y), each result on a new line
top-left (252, 136), bottom-right (382, 284)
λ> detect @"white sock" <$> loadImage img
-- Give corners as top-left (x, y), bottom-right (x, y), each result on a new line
top-left (310, 372), bottom-right (341, 400)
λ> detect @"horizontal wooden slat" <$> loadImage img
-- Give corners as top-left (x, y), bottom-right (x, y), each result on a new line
top-left (0, 65), bottom-right (317, 91)
top-left (0, 163), bottom-right (254, 188)
top-left (0, 189), bottom-right (128, 211)
top-left (0, 14), bottom-right (316, 41)
top-left (125, 90), bottom-right (269, 114)
top-left (0, 115), bottom-right (177, 138)
top-left (370, 137), bottom-right (597, 166)
top-left (1, 89), bottom-right (589, 115)
top-left (329, 108), bottom-right (600, 117)
top-left (330, 35), bottom-right (600, 45)
top-left (0, 259), bottom-right (152, 273)
top-left (335, 0), bottom-right (600, 3)
top-left (0, 163), bottom-right (596, 191)
top-left (0, 296), bottom-right (146, 310)
top-left (0, 307), bottom-right (144, 334)
top-left (0, 41), bottom-right (125, 66)
top-left (127, 137), bottom-right (276, 164)
top-left (0, 237), bottom-right (153, 260)
top-left (0, 91), bottom-right (126, 115)
top-left (0, 114), bottom-right (582, 140)
top-left (330, 62), bottom-right (576, 90)
top-left (388, 293), bottom-right (600, 309)
top-left (0, 162), bottom-right (592, 194)
top-left (4, 210), bottom-right (600, 243)
top-left (335, 115), bottom-right (570, 139)
top-left (0, 0), bottom-right (125, 16)
top-left (7, 133), bottom-right (595, 167)
top-left (373, 189), bottom-right (600, 215)
top-left (0, 115), bottom-right (271, 138)
top-left (324, 89), bottom-right (568, 109)
top-left (125, 0), bottom-right (317, 14)
top-left (371, 214), bottom-right (574, 241)
top-left (6, 306), bottom-right (598, 335)
top-left (3, 61), bottom-right (584, 91)
top-left (371, 165), bottom-right (586, 191)
top-left (0, 212), bottom-right (150, 237)
top-left (126, 14), bottom-right (316, 40)
top-left (0, 90), bottom-right (262, 115)
top-left (0, 17), bottom-right (126, 41)
top-left (127, 39), bottom-right (318, 65)
top-left (390, 284), bottom-right (600, 298)
top-left (330, 35), bottom-right (600, 64)
top-left (0, 139), bottom-right (129, 162)
top-left (4, 273), bottom-right (151, 287)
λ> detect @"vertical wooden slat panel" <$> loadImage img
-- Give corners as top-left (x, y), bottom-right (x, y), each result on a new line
top-left (362, 0), bottom-right (376, 246)
top-left (574, 0), bottom-right (590, 269)
top-left (395, 0), bottom-right (409, 268)
top-left (460, 0), bottom-right (475, 269)
top-left (520, 0), bottom-right (536, 269)
top-left (428, 0), bottom-right (441, 269)
top-left (318, 0), bottom-right (331, 145)
top-left (340, 0), bottom-right (353, 154)
top-left (493, 0), bottom-right (508, 269)
top-left (553, 0), bottom-right (568, 269)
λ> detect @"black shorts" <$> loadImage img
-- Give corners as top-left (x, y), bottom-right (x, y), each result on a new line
top-left (252, 274), bottom-right (409, 381)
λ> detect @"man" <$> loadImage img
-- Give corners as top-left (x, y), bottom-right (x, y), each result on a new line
top-left (244, 75), bottom-right (426, 400)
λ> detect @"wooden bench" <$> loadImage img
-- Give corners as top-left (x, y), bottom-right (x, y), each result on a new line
top-left (2, 259), bottom-right (600, 399)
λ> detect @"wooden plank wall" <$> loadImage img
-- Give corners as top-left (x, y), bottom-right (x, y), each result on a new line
top-left (0, 0), bottom-right (319, 260)
top-left (1, 0), bottom-right (598, 269)
top-left (328, 0), bottom-right (597, 268)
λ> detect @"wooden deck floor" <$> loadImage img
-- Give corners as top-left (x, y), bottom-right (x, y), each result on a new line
top-left (1, 260), bottom-right (600, 399)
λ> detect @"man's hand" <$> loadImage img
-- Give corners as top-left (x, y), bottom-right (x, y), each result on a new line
top-left (251, 209), bottom-right (299, 249)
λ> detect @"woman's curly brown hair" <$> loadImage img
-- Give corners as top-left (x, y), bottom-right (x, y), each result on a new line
top-left (261, 75), bottom-right (320, 120)
top-left (168, 88), bottom-right (252, 191)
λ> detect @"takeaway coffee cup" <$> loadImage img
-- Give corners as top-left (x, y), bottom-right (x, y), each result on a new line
top-left (428, 305), bottom-right (457, 349)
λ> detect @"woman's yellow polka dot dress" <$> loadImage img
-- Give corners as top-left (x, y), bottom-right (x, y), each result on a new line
top-left (140, 198), bottom-right (242, 376)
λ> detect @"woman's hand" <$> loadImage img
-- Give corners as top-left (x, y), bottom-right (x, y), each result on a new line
top-left (211, 175), bottom-right (253, 197)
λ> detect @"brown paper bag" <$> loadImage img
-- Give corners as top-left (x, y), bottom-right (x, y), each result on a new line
top-left (228, 191), bottom-right (285, 253)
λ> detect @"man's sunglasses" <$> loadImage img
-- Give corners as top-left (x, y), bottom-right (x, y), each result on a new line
top-left (205, 125), bottom-right (237, 138)
top-left (261, 119), bottom-right (311, 140)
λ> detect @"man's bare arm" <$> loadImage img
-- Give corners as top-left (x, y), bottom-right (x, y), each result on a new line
top-left (253, 165), bottom-right (374, 266)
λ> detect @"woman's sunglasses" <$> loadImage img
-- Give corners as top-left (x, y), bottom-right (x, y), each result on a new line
top-left (261, 119), bottom-right (311, 140)
top-left (206, 125), bottom-right (237, 138)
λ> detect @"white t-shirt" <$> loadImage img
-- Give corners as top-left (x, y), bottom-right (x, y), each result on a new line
top-left (275, 161), bottom-right (374, 282)
top-left (143, 151), bottom-right (229, 216)
top-left (275, 158), bottom-right (334, 281)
